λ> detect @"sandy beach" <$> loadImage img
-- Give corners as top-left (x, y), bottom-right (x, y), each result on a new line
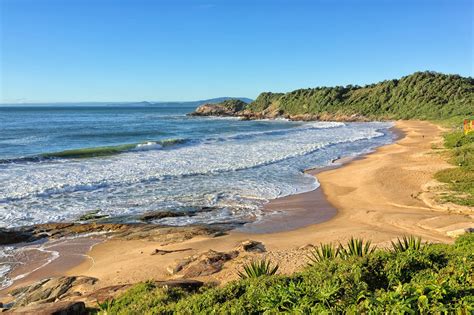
top-left (2, 120), bottom-right (473, 301)
top-left (61, 120), bottom-right (472, 288)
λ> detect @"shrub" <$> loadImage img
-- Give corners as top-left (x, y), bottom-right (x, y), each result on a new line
top-left (307, 243), bottom-right (340, 265)
top-left (391, 235), bottom-right (423, 252)
top-left (339, 237), bottom-right (376, 259)
top-left (237, 259), bottom-right (279, 279)
top-left (101, 234), bottom-right (474, 314)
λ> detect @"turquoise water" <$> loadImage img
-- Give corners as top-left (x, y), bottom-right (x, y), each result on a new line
top-left (0, 102), bottom-right (395, 228)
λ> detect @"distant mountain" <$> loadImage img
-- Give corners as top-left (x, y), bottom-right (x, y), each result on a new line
top-left (151, 97), bottom-right (253, 107)
top-left (0, 97), bottom-right (253, 107)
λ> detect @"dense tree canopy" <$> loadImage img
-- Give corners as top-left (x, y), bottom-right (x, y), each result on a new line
top-left (246, 71), bottom-right (473, 120)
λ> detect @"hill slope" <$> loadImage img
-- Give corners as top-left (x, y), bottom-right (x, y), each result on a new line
top-left (193, 72), bottom-right (473, 121)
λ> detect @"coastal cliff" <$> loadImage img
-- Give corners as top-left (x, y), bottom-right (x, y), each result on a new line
top-left (190, 71), bottom-right (473, 121)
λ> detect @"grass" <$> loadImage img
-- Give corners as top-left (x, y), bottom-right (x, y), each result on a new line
top-left (434, 128), bottom-right (474, 206)
top-left (95, 234), bottom-right (474, 314)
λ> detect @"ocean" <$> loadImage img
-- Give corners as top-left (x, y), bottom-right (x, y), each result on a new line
top-left (0, 102), bottom-right (395, 229)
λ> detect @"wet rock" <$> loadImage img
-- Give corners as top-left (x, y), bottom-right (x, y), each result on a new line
top-left (168, 250), bottom-right (239, 277)
top-left (139, 210), bottom-right (188, 221)
top-left (77, 210), bottom-right (108, 222)
top-left (0, 228), bottom-right (36, 245)
top-left (6, 301), bottom-right (86, 315)
top-left (236, 240), bottom-right (266, 253)
top-left (1, 221), bottom-right (230, 248)
top-left (10, 276), bottom-right (97, 307)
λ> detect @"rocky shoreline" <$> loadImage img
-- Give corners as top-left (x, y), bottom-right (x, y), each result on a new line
top-left (189, 99), bottom-right (371, 122)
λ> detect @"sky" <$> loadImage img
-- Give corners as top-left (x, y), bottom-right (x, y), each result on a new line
top-left (0, 0), bottom-right (472, 103)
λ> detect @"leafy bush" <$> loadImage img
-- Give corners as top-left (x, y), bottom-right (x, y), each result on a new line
top-left (237, 258), bottom-right (279, 279)
top-left (104, 234), bottom-right (474, 314)
top-left (435, 128), bottom-right (474, 206)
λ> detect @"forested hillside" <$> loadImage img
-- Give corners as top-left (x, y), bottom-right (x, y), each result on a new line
top-left (239, 71), bottom-right (473, 120)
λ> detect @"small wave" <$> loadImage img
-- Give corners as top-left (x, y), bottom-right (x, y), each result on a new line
top-left (204, 121), bottom-right (344, 143)
top-left (0, 138), bottom-right (189, 163)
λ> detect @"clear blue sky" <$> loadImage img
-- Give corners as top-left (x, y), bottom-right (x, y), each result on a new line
top-left (0, 0), bottom-right (472, 103)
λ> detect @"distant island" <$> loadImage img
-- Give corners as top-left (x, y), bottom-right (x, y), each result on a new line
top-left (191, 71), bottom-right (473, 121)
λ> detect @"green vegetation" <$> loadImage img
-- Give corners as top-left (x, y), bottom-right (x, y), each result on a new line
top-left (391, 235), bottom-right (423, 253)
top-left (244, 71), bottom-right (473, 120)
top-left (237, 259), bottom-right (279, 279)
top-left (308, 243), bottom-right (340, 264)
top-left (434, 127), bottom-right (474, 206)
top-left (339, 237), bottom-right (376, 259)
top-left (215, 99), bottom-right (248, 112)
top-left (96, 234), bottom-right (474, 314)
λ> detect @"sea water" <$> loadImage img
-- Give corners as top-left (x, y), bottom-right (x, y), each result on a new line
top-left (0, 102), bottom-right (395, 228)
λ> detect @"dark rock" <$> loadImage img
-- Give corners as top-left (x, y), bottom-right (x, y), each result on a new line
top-left (77, 210), bottom-right (108, 222)
top-left (139, 210), bottom-right (188, 221)
top-left (236, 240), bottom-right (266, 253)
top-left (154, 279), bottom-right (203, 292)
top-left (6, 301), bottom-right (86, 315)
top-left (0, 228), bottom-right (36, 245)
top-left (151, 248), bottom-right (192, 255)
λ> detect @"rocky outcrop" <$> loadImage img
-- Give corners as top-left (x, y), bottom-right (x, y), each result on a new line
top-left (189, 99), bottom-right (247, 117)
top-left (167, 250), bottom-right (239, 277)
top-left (6, 301), bottom-right (87, 315)
top-left (236, 240), bottom-right (266, 253)
top-left (0, 222), bottom-right (231, 246)
top-left (9, 276), bottom-right (97, 307)
top-left (6, 277), bottom-right (204, 312)
top-left (188, 100), bottom-right (370, 122)
top-left (139, 206), bottom-right (217, 222)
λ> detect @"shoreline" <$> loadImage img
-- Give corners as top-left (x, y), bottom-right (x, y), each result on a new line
top-left (0, 123), bottom-right (395, 295)
top-left (2, 120), bottom-right (473, 303)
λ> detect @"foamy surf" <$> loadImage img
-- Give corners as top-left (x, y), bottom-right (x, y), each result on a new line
top-left (0, 119), bottom-right (394, 229)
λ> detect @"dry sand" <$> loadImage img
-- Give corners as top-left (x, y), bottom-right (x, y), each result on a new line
top-left (63, 120), bottom-right (473, 288)
top-left (4, 120), bottom-right (473, 296)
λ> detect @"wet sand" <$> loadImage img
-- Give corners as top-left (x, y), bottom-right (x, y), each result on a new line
top-left (0, 237), bottom-right (102, 299)
top-left (2, 120), bottom-right (473, 297)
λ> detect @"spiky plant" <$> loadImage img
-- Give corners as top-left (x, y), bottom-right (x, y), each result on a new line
top-left (97, 299), bottom-right (115, 314)
top-left (391, 235), bottom-right (423, 252)
top-left (307, 243), bottom-right (340, 265)
top-left (339, 237), bottom-right (376, 259)
top-left (238, 259), bottom-right (279, 279)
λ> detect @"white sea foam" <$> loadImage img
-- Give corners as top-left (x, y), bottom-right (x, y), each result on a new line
top-left (0, 121), bottom-right (393, 228)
